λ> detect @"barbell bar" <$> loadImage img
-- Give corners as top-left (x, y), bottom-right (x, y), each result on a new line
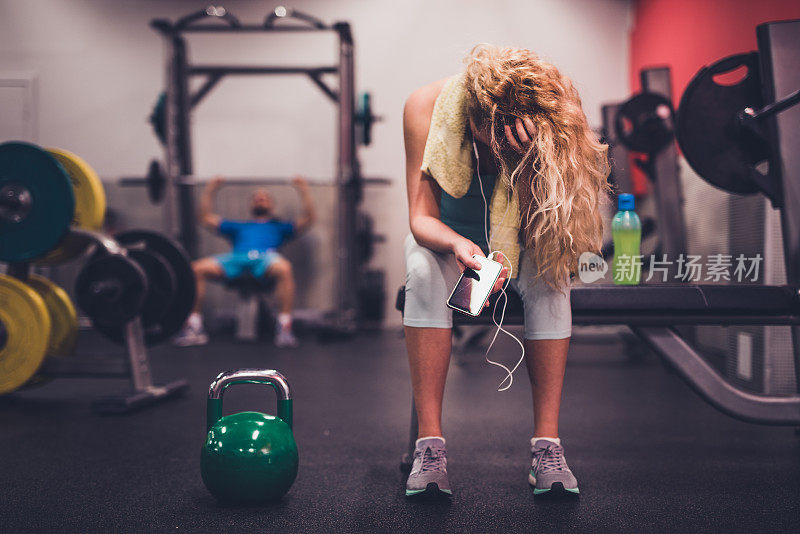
top-left (118, 159), bottom-right (391, 203)
top-left (118, 175), bottom-right (392, 187)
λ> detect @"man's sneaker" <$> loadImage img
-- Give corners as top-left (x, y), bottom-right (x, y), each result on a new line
top-left (405, 437), bottom-right (452, 498)
top-left (528, 438), bottom-right (580, 498)
top-left (275, 325), bottom-right (299, 348)
top-left (172, 322), bottom-right (209, 347)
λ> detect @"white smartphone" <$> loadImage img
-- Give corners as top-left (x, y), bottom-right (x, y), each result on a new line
top-left (447, 254), bottom-right (504, 316)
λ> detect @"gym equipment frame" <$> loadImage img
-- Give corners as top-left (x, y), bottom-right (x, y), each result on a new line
top-left (601, 67), bottom-right (686, 277)
top-left (395, 19), bottom-right (800, 470)
top-left (151, 5), bottom-right (370, 330)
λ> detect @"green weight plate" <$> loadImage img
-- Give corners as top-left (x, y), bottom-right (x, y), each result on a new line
top-left (0, 142), bottom-right (75, 262)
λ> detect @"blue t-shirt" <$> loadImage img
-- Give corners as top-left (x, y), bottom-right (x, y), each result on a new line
top-left (219, 219), bottom-right (294, 253)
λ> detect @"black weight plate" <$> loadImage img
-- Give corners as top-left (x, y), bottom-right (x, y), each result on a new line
top-left (0, 142), bottom-right (75, 262)
top-left (76, 255), bottom-right (147, 326)
top-left (147, 159), bottom-right (166, 204)
top-left (356, 212), bottom-right (374, 264)
top-left (357, 269), bottom-right (386, 323)
top-left (615, 92), bottom-right (675, 154)
top-left (128, 248), bottom-right (177, 325)
top-left (94, 230), bottom-right (195, 345)
top-left (88, 248), bottom-right (177, 343)
top-left (677, 52), bottom-right (767, 195)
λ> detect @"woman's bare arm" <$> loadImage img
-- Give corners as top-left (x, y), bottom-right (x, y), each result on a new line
top-left (403, 81), bottom-right (483, 272)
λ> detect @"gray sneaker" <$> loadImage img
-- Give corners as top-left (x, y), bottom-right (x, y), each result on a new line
top-left (172, 322), bottom-right (209, 347)
top-left (405, 437), bottom-right (452, 498)
top-left (275, 325), bottom-right (299, 348)
top-left (528, 438), bottom-right (580, 498)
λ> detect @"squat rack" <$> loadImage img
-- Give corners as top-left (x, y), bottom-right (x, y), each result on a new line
top-left (151, 5), bottom-right (364, 328)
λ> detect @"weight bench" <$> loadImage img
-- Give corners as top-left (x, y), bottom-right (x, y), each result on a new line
top-left (224, 275), bottom-right (277, 342)
top-left (396, 283), bottom-right (800, 470)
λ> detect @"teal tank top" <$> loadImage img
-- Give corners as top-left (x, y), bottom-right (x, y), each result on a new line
top-left (440, 173), bottom-right (497, 254)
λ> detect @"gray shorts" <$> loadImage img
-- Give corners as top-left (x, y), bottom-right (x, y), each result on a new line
top-left (403, 234), bottom-right (572, 340)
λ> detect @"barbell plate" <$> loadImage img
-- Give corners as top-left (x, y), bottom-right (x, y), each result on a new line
top-left (91, 230), bottom-right (195, 346)
top-left (22, 275), bottom-right (79, 389)
top-left (356, 211), bottom-right (375, 264)
top-left (0, 142), bottom-right (74, 263)
top-left (676, 52), bottom-right (767, 195)
top-left (75, 254), bottom-right (148, 327)
top-left (147, 159), bottom-right (166, 204)
top-left (0, 274), bottom-right (52, 394)
top-left (127, 248), bottom-right (177, 326)
top-left (614, 92), bottom-right (675, 154)
top-left (26, 275), bottom-right (78, 358)
top-left (87, 247), bottom-right (177, 329)
top-left (36, 148), bottom-right (107, 265)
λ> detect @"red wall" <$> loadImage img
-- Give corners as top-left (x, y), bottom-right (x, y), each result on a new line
top-left (630, 0), bottom-right (800, 102)
top-left (626, 0), bottom-right (799, 195)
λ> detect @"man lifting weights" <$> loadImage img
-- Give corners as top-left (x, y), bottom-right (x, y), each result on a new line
top-left (174, 176), bottom-right (316, 348)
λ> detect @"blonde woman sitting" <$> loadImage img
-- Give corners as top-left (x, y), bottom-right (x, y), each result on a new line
top-left (403, 45), bottom-right (610, 499)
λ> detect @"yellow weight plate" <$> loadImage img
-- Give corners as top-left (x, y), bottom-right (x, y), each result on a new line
top-left (37, 147), bottom-right (106, 265)
top-left (26, 275), bottom-right (78, 358)
top-left (47, 148), bottom-right (106, 229)
top-left (0, 274), bottom-right (51, 394)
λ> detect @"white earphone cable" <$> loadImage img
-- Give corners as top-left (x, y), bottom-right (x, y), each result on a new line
top-left (472, 139), bottom-right (525, 392)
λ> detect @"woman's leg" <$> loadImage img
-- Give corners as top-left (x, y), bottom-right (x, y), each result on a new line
top-left (402, 234), bottom-right (461, 437)
top-left (405, 326), bottom-right (452, 438)
top-left (513, 252), bottom-right (573, 435)
top-left (402, 234), bottom-right (460, 496)
top-left (514, 252), bottom-right (578, 496)
top-left (526, 337), bottom-right (579, 498)
top-left (524, 337), bottom-right (570, 437)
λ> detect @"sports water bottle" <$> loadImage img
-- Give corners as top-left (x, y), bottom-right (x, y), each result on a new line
top-left (612, 193), bottom-right (641, 285)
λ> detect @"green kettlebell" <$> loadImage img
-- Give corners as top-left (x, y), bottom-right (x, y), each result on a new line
top-left (200, 369), bottom-right (298, 503)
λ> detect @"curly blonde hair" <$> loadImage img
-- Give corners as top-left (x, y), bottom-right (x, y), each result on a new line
top-left (463, 45), bottom-right (611, 290)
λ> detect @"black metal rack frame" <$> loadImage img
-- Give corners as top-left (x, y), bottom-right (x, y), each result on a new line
top-left (152, 6), bottom-right (362, 326)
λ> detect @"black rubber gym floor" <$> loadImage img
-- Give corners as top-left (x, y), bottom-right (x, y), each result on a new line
top-left (1, 329), bottom-right (799, 533)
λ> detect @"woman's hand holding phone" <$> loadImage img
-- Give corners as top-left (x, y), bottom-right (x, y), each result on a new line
top-left (451, 238), bottom-right (508, 308)
top-left (452, 238), bottom-right (484, 272)
top-left (490, 252), bottom-right (508, 295)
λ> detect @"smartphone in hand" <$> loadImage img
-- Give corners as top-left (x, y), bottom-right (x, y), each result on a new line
top-left (446, 254), bottom-right (504, 316)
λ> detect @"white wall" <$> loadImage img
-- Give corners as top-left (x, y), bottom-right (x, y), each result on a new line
top-left (0, 0), bottom-right (632, 325)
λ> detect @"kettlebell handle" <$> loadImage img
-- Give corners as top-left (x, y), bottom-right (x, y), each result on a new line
top-left (206, 369), bottom-right (293, 431)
